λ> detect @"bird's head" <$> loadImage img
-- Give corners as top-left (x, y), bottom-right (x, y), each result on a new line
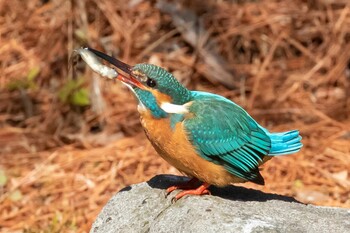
top-left (87, 48), bottom-right (191, 118)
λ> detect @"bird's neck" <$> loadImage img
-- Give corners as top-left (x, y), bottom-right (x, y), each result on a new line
top-left (165, 86), bottom-right (192, 105)
top-left (134, 88), bottom-right (191, 119)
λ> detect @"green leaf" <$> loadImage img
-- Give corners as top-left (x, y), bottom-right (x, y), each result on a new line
top-left (6, 66), bottom-right (40, 91)
top-left (10, 190), bottom-right (23, 202)
top-left (58, 80), bottom-right (75, 103)
top-left (293, 179), bottom-right (304, 189)
top-left (58, 78), bottom-right (90, 106)
top-left (0, 169), bottom-right (7, 187)
top-left (71, 88), bottom-right (90, 106)
top-left (7, 80), bottom-right (27, 91)
top-left (27, 67), bottom-right (40, 82)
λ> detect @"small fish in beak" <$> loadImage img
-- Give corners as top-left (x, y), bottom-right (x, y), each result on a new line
top-left (72, 48), bottom-right (119, 79)
top-left (72, 47), bottom-right (146, 90)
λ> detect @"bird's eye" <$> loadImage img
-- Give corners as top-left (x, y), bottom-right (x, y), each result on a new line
top-left (146, 78), bottom-right (157, 87)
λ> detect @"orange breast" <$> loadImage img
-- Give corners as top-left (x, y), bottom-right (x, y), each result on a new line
top-left (139, 110), bottom-right (245, 187)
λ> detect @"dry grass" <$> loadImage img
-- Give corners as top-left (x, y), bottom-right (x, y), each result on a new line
top-left (0, 0), bottom-right (349, 232)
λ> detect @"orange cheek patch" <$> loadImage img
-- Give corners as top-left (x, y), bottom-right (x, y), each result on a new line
top-left (150, 90), bottom-right (173, 105)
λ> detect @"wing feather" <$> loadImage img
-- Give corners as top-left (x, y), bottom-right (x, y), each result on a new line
top-left (184, 92), bottom-right (271, 183)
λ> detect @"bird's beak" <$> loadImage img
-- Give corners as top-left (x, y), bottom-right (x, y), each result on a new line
top-left (86, 47), bottom-right (146, 89)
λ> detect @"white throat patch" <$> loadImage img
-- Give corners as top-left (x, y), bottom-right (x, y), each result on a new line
top-left (160, 102), bottom-right (190, 114)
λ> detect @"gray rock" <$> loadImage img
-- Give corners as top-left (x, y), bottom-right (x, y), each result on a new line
top-left (91, 175), bottom-right (350, 233)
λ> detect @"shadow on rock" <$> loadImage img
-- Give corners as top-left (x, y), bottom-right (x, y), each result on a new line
top-left (147, 174), bottom-right (301, 203)
top-left (119, 186), bottom-right (132, 192)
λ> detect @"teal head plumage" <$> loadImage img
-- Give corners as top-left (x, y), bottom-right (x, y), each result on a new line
top-left (83, 47), bottom-right (303, 200)
top-left (130, 64), bottom-right (191, 118)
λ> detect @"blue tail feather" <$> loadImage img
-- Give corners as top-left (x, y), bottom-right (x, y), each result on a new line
top-left (268, 130), bottom-right (302, 156)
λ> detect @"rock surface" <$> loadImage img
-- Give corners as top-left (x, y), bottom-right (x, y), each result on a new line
top-left (91, 175), bottom-right (350, 233)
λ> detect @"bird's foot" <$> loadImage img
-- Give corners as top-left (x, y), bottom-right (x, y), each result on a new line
top-left (165, 177), bottom-right (199, 197)
top-left (171, 183), bottom-right (211, 203)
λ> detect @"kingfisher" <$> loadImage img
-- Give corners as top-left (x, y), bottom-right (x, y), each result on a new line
top-left (83, 48), bottom-right (302, 201)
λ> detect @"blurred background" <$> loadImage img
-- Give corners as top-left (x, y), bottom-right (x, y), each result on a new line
top-left (0, 0), bottom-right (349, 232)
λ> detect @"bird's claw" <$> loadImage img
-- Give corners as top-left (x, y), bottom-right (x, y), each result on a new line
top-left (166, 186), bottom-right (179, 196)
top-left (171, 196), bottom-right (178, 204)
top-left (164, 178), bottom-right (199, 198)
top-left (167, 183), bottom-right (211, 203)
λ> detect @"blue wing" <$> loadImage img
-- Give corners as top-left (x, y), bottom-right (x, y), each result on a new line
top-left (184, 92), bottom-right (272, 184)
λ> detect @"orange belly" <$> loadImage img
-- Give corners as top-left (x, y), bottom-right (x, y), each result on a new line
top-left (139, 110), bottom-right (245, 187)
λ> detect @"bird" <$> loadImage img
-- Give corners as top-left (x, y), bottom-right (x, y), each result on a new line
top-left (84, 47), bottom-right (303, 201)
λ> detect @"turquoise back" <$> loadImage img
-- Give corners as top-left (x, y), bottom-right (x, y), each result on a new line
top-left (184, 91), bottom-right (271, 184)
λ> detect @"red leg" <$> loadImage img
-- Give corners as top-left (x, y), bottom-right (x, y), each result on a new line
top-left (166, 178), bottom-right (199, 196)
top-left (173, 183), bottom-right (211, 201)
